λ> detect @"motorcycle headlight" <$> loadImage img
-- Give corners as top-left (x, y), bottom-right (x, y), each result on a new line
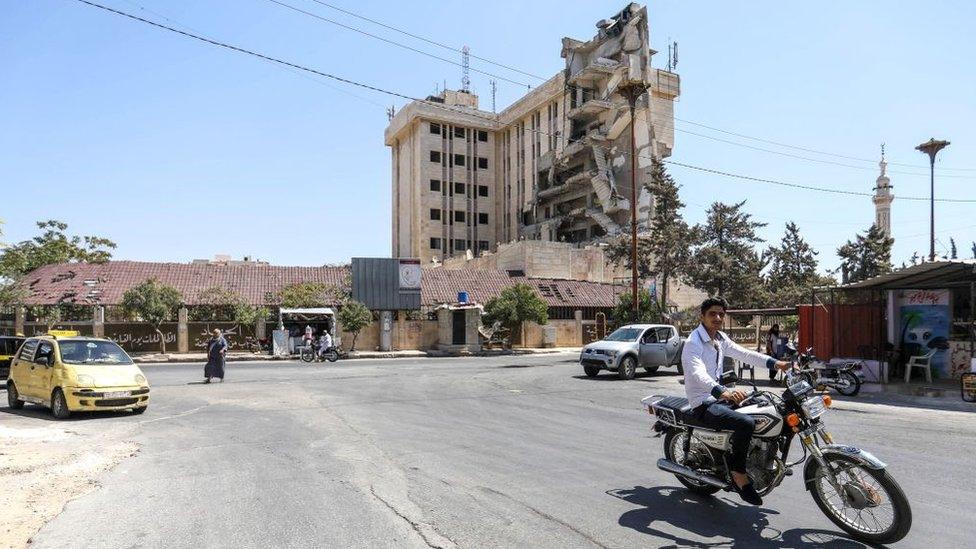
top-left (801, 396), bottom-right (826, 419)
top-left (135, 374), bottom-right (147, 384)
top-left (76, 374), bottom-right (96, 387)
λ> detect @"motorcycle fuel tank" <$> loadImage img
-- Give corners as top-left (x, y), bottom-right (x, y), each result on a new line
top-left (738, 403), bottom-right (784, 438)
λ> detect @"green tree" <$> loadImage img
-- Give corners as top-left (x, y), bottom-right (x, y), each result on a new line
top-left (836, 224), bottom-right (893, 284)
top-left (610, 289), bottom-right (663, 327)
top-left (482, 283), bottom-right (549, 347)
top-left (686, 201), bottom-right (768, 307)
top-left (337, 300), bottom-right (372, 351)
top-left (949, 238), bottom-right (958, 260)
top-left (191, 287), bottom-right (268, 325)
top-left (121, 278), bottom-right (182, 353)
top-left (607, 160), bottom-right (697, 313)
top-left (763, 222), bottom-right (835, 305)
top-left (0, 220), bottom-right (116, 278)
top-left (278, 281), bottom-right (348, 308)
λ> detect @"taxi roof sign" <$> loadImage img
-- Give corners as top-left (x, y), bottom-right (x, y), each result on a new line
top-left (48, 329), bottom-right (80, 338)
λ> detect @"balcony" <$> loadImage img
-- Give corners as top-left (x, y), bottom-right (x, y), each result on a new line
top-left (567, 98), bottom-right (613, 120)
top-left (568, 58), bottom-right (619, 86)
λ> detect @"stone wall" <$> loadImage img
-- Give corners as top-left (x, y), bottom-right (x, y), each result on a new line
top-left (948, 340), bottom-right (974, 379)
top-left (521, 319), bottom-right (581, 348)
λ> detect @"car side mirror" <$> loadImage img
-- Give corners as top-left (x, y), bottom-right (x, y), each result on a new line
top-left (46, 354), bottom-right (56, 367)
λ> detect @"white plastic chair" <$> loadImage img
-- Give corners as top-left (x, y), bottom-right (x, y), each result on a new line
top-left (904, 349), bottom-right (937, 383)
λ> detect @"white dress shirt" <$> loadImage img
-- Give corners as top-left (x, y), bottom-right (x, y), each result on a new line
top-left (682, 324), bottom-right (776, 408)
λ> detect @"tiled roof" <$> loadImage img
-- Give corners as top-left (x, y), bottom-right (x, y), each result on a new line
top-left (20, 261), bottom-right (349, 307)
top-left (20, 261), bottom-right (619, 309)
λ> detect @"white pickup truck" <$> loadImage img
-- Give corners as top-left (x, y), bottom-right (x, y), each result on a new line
top-left (579, 324), bottom-right (685, 380)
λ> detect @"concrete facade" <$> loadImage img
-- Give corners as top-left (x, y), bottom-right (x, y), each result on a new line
top-left (386, 3), bottom-right (679, 265)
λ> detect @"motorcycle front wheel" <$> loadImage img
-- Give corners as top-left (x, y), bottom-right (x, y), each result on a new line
top-left (324, 349), bottom-right (339, 362)
top-left (808, 454), bottom-right (912, 544)
top-left (835, 371), bottom-right (861, 396)
top-left (299, 348), bottom-right (315, 363)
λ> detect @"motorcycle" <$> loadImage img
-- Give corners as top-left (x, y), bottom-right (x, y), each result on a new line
top-left (786, 344), bottom-right (862, 396)
top-left (643, 368), bottom-right (912, 545)
top-left (299, 341), bottom-right (339, 363)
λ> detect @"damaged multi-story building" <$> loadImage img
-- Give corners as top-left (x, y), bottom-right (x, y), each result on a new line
top-left (386, 2), bottom-right (679, 266)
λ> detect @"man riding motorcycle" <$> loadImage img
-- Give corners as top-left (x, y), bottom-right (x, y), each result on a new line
top-left (682, 297), bottom-right (790, 505)
top-left (317, 330), bottom-right (334, 360)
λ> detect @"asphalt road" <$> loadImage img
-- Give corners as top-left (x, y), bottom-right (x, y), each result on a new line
top-left (15, 354), bottom-right (976, 548)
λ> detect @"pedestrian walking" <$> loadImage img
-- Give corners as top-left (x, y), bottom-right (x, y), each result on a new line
top-left (204, 329), bottom-right (227, 383)
top-left (765, 324), bottom-right (780, 381)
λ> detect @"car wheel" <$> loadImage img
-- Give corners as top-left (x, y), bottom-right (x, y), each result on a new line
top-left (583, 365), bottom-right (600, 377)
top-left (132, 406), bottom-right (148, 415)
top-left (7, 381), bottom-right (24, 409)
top-left (644, 365), bottom-right (659, 374)
top-left (618, 355), bottom-right (637, 380)
top-left (51, 388), bottom-right (71, 419)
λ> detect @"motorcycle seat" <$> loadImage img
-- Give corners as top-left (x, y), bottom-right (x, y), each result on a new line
top-left (652, 395), bottom-right (719, 429)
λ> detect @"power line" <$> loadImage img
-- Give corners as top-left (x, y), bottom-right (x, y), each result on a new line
top-left (71, 0), bottom-right (976, 205)
top-left (261, 0), bottom-right (532, 89)
top-left (304, 0), bottom-right (548, 81)
top-left (674, 117), bottom-right (975, 172)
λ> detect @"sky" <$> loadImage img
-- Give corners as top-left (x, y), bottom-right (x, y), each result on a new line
top-left (2, 0), bottom-right (974, 274)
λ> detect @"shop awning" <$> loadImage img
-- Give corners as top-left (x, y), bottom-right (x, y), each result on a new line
top-left (834, 260), bottom-right (976, 290)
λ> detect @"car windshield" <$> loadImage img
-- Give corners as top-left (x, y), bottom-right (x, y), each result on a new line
top-left (59, 340), bottom-right (133, 365)
top-left (604, 328), bottom-right (643, 342)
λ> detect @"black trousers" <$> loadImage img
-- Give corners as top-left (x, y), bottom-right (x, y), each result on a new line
top-left (693, 401), bottom-right (755, 474)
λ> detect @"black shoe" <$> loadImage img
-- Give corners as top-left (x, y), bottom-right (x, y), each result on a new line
top-left (204, 377), bottom-right (211, 384)
top-left (734, 480), bottom-right (764, 506)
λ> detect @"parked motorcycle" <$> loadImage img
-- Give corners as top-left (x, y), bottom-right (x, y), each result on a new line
top-left (644, 369), bottom-right (911, 544)
top-left (785, 344), bottom-right (862, 396)
top-left (299, 341), bottom-right (339, 363)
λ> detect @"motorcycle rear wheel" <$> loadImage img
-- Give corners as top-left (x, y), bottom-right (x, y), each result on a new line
top-left (808, 454), bottom-right (912, 545)
top-left (835, 371), bottom-right (861, 396)
top-left (324, 350), bottom-right (339, 362)
top-left (663, 430), bottom-right (721, 496)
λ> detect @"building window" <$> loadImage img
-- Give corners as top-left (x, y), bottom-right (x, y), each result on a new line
top-left (430, 237), bottom-right (441, 249)
top-left (478, 185), bottom-right (488, 197)
top-left (454, 126), bottom-right (465, 138)
top-left (477, 157), bottom-right (488, 170)
top-left (454, 239), bottom-right (467, 250)
top-left (477, 130), bottom-right (488, 142)
top-left (430, 123), bottom-right (441, 135)
top-left (454, 182), bottom-right (465, 194)
top-left (430, 150), bottom-right (441, 163)
top-left (429, 208), bottom-right (441, 221)
top-left (454, 211), bottom-right (465, 223)
top-left (478, 212), bottom-right (488, 224)
top-left (454, 154), bottom-right (465, 166)
top-left (479, 240), bottom-right (489, 251)
top-left (430, 179), bottom-right (441, 192)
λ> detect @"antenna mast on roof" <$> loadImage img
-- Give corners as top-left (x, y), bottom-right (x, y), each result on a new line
top-left (491, 80), bottom-right (497, 113)
top-left (461, 45), bottom-right (471, 92)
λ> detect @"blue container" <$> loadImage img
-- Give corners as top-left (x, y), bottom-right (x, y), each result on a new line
top-left (458, 291), bottom-right (469, 304)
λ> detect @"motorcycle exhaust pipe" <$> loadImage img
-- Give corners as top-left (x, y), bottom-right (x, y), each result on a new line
top-left (657, 458), bottom-right (729, 489)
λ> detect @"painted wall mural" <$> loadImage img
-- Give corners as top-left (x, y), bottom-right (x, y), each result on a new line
top-left (895, 289), bottom-right (951, 378)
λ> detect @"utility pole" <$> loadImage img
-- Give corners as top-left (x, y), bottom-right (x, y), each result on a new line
top-left (617, 80), bottom-right (651, 317)
top-left (915, 138), bottom-right (950, 262)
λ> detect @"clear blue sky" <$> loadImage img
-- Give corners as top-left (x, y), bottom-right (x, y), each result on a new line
top-left (2, 0), bottom-right (974, 272)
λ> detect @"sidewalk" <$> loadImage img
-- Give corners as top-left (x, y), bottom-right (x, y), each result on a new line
top-left (131, 347), bottom-right (581, 364)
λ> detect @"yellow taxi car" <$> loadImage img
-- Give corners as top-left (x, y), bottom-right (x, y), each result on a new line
top-left (6, 334), bottom-right (150, 419)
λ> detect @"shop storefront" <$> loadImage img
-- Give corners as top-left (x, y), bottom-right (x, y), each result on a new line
top-left (802, 261), bottom-right (975, 383)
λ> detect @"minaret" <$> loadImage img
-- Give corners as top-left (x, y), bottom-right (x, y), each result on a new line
top-left (873, 144), bottom-right (894, 237)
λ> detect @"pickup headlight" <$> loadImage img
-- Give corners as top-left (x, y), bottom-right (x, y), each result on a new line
top-left (135, 374), bottom-right (147, 384)
top-left (607, 350), bottom-right (618, 358)
top-left (76, 374), bottom-right (96, 387)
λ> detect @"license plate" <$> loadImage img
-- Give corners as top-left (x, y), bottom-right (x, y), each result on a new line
top-left (104, 391), bottom-right (129, 398)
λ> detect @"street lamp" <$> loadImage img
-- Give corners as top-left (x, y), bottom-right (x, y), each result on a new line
top-left (915, 138), bottom-right (950, 262)
top-left (617, 80), bottom-right (651, 317)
